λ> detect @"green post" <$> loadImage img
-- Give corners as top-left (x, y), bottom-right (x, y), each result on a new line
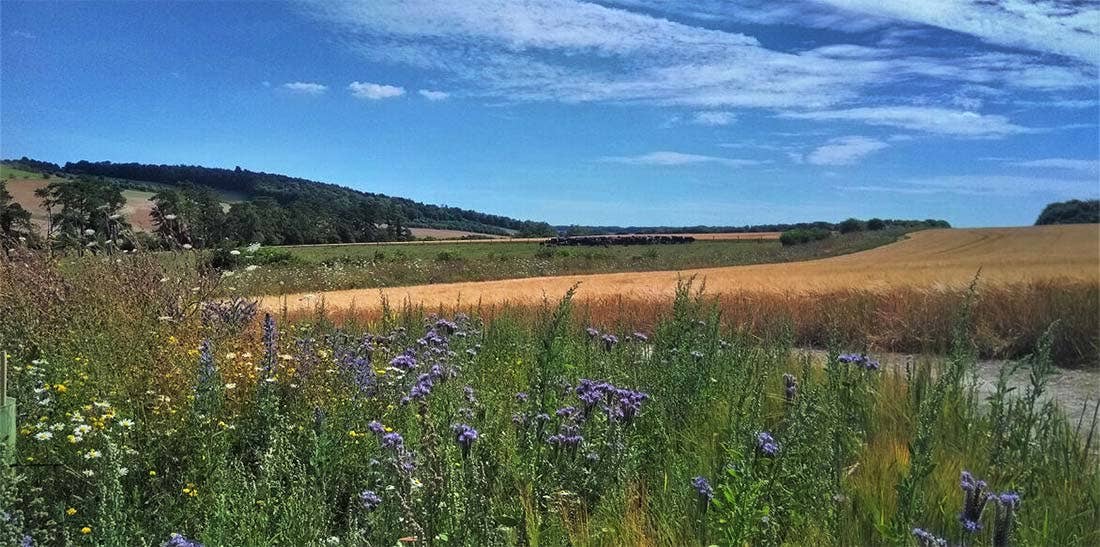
top-left (0, 351), bottom-right (15, 462)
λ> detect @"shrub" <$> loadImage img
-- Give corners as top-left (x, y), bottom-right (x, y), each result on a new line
top-left (1035, 199), bottom-right (1099, 225)
top-left (838, 218), bottom-right (864, 233)
top-left (780, 227), bottom-right (832, 246)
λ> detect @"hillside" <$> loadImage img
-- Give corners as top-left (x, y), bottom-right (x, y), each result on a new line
top-left (2, 158), bottom-right (555, 242)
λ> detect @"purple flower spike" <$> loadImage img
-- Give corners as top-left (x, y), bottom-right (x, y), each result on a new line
top-left (359, 490), bottom-right (382, 511)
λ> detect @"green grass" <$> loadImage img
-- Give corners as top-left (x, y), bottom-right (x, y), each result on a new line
top-left (225, 229), bottom-right (909, 295)
top-left (0, 165), bottom-right (51, 180)
top-left (1, 256), bottom-right (1097, 546)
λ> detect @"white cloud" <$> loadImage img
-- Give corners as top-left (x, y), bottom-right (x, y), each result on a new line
top-left (418, 89), bottom-right (450, 101)
top-left (816, 1), bottom-right (1100, 64)
top-left (599, 150), bottom-right (764, 168)
top-left (10, 30), bottom-right (36, 39)
top-left (843, 175), bottom-right (1099, 197)
top-left (299, 0), bottom-right (1092, 137)
top-left (280, 81), bottom-right (328, 95)
top-left (348, 81), bottom-right (406, 99)
top-left (806, 136), bottom-right (888, 165)
top-left (1013, 158), bottom-right (1100, 172)
top-left (782, 106), bottom-right (1032, 138)
top-left (691, 111), bottom-right (737, 126)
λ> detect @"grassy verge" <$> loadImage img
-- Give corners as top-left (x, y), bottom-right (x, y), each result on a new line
top-left (222, 228), bottom-right (910, 295)
top-left (1, 253), bottom-right (1097, 545)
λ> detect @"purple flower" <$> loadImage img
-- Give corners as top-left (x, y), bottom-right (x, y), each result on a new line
top-left (690, 350), bottom-right (704, 360)
top-left (691, 476), bottom-right (714, 501)
top-left (555, 406), bottom-right (577, 418)
top-left (632, 332), bottom-right (648, 342)
top-left (959, 470), bottom-right (990, 533)
top-left (261, 314), bottom-right (278, 377)
top-left (515, 392), bottom-right (529, 403)
top-left (756, 431), bottom-right (780, 457)
top-left (367, 421), bottom-right (385, 435)
top-left (390, 353), bottom-right (418, 371)
top-left (434, 318), bottom-right (457, 335)
top-left (911, 528), bottom-right (947, 547)
top-left (359, 490), bottom-right (382, 511)
top-left (20, 536), bottom-right (33, 547)
top-left (600, 333), bottom-right (619, 351)
top-left (993, 491), bottom-right (1021, 546)
top-left (162, 534), bottom-right (203, 547)
top-left (453, 423), bottom-right (479, 458)
top-left (463, 385), bottom-right (477, 403)
top-left (837, 352), bottom-right (880, 371)
top-left (381, 432), bottom-right (404, 449)
top-left (585, 327), bottom-right (599, 338)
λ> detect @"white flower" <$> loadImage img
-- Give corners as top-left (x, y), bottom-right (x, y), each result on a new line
top-left (93, 401), bottom-right (111, 409)
top-left (109, 213), bottom-right (121, 220)
top-left (244, 265), bottom-right (259, 272)
top-left (74, 424), bottom-right (92, 435)
top-left (118, 418), bottom-right (134, 428)
top-left (224, 383), bottom-right (237, 390)
top-left (410, 478), bottom-right (423, 490)
top-left (164, 214), bottom-right (178, 220)
top-left (119, 467), bottom-right (129, 477)
top-left (181, 244), bottom-right (193, 250)
top-left (83, 229), bottom-right (96, 236)
top-left (34, 431), bottom-right (53, 441)
top-left (229, 250), bottom-right (241, 256)
top-left (84, 449), bottom-right (102, 459)
top-left (246, 242), bottom-right (261, 253)
top-left (82, 469), bottom-right (95, 477)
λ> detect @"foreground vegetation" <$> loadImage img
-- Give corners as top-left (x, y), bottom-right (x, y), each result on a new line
top-left (1, 252), bottom-right (1097, 545)
top-left (217, 230), bottom-right (910, 295)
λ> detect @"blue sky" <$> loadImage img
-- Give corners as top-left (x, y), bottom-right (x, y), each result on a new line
top-left (2, 1), bottom-right (1098, 227)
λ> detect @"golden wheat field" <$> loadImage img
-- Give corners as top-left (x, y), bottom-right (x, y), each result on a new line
top-left (262, 224), bottom-right (1100, 312)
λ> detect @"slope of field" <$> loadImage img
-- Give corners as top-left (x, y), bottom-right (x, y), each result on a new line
top-left (262, 225), bottom-right (1100, 311)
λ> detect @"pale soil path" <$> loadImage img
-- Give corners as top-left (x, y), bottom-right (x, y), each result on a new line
top-left (261, 225), bottom-right (1100, 312)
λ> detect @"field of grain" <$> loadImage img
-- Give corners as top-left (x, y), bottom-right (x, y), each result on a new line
top-left (264, 225), bottom-right (1099, 312)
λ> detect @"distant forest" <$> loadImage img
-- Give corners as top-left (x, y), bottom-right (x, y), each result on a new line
top-left (3, 158), bottom-right (557, 249)
top-left (3, 157), bottom-right (952, 252)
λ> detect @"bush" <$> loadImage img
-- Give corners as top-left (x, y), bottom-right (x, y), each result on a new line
top-left (779, 228), bottom-right (832, 246)
top-left (837, 218), bottom-right (864, 234)
top-left (866, 218), bottom-right (886, 231)
top-left (1035, 199), bottom-right (1100, 225)
top-left (206, 246), bottom-right (296, 270)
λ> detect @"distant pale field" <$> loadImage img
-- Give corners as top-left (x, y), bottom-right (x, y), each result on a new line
top-left (262, 225), bottom-right (1100, 311)
top-left (283, 231), bottom-right (780, 247)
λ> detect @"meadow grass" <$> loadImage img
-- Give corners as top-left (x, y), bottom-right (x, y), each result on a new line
top-left (1, 252), bottom-right (1098, 545)
top-left (222, 229), bottom-right (907, 295)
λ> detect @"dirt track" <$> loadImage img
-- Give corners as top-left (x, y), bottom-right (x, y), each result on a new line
top-left (261, 225), bottom-right (1100, 312)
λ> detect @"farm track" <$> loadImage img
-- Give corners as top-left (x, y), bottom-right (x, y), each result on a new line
top-left (261, 225), bottom-right (1100, 312)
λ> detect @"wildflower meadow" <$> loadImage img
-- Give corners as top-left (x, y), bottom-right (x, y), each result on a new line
top-left (1, 253), bottom-right (1097, 546)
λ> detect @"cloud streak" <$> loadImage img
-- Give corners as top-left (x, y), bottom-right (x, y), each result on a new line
top-left (806, 136), bottom-right (888, 165)
top-left (599, 151), bottom-right (764, 168)
top-left (782, 106), bottom-right (1032, 138)
top-left (280, 81), bottom-right (328, 95)
top-left (348, 81), bottom-right (405, 99)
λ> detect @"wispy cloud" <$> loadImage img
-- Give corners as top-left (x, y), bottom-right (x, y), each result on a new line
top-left (418, 89), bottom-right (450, 101)
top-left (599, 150), bottom-right (764, 168)
top-left (1013, 158), bottom-right (1100, 172)
top-left (280, 81), bottom-right (328, 95)
top-left (348, 81), bottom-right (405, 99)
top-left (816, 1), bottom-right (1100, 64)
top-left (806, 136), bottom-right (888, 165)
top-left (843, 175), bottom-right (1099, 197)
top-left (691, 111), bottom-right (737, 126)
top-left (782, 106), bottom-right (1031, 138)
top-left (10, 30), bottom-right (36, 40)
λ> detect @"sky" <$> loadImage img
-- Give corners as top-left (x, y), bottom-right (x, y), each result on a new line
top-left (1, 1), bottom-right (1098, 228)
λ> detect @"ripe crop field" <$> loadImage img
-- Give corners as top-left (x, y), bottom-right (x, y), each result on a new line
top-left (231, 229), bottom-right (903, 295)
top-left (1, 253), bottom-right (1097, 546)
top-left (264, 225), bottom-right (1100, 367)
top-left (265, 225), bottom-right (1098, 311)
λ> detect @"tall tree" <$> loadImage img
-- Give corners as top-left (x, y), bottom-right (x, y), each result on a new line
top-left (0, 180), bottom-right (34, 247)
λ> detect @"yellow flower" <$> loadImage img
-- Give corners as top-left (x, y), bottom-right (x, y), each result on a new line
top-left (66, 507), bottom-right (77, 516)
top-left (149, 470), bottom-right (157, 476)
top-left (55, 384), bottom-right (68, 393)
top-left (167, 335), bottom-right (178, 344)
top-left (80, 526), bottom-right (92, 535)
